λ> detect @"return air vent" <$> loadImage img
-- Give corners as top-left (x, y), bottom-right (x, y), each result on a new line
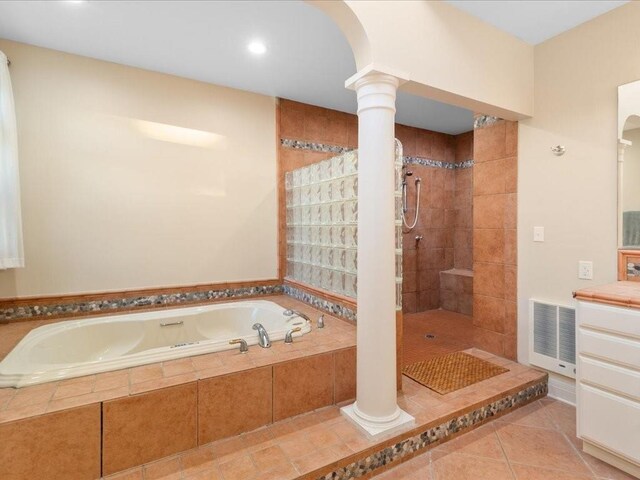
top-left (529, 299), bottom-right (576, 378)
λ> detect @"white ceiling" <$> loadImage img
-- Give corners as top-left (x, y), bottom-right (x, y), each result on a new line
top-left (0, 0), bottom-right (475, 135)
top-left (446, 0), bottom-right (629, 45)
top-left (0, 1), bottom-right (629, 135)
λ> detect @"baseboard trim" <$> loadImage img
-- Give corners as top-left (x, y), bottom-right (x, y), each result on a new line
top-left (547, 374), bottom-right (576, 406)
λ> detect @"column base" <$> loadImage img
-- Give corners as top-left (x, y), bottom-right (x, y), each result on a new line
top-left (340, 402), bottom-right (415, 438)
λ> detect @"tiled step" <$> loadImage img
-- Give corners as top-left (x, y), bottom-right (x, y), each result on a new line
top-left (104, 349), bottom-right (547, 480)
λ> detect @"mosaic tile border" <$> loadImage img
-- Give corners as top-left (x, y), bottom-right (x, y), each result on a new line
top-left (281, 138), bottom-right (354, 155)
top-left (281, 138), bottom-right (474, 170)
top-left (316, 379), bottom-right (548, 480)
top-left (403, 155), bottom-right (474, 170)
top-left (474, 115), bottom-right (502, 129)
top-left (0, 284), bottom-right (284, 322)
top-left (283, 283), bottom-right (357, 322)
top-left (0, 282), bottom-right (361, 323)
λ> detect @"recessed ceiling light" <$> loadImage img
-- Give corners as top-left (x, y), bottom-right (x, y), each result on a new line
top-left (247, 41), bottom-right (267, 55)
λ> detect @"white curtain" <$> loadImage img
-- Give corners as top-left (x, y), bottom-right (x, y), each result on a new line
top-left (0, 50), bottom-right (24, 269)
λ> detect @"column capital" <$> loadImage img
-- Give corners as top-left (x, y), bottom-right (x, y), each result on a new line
top-left (344, 63), bottom-right (409, 90)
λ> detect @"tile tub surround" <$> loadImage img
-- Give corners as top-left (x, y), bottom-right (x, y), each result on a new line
top-left (472, 117), bottom-right (518, 360)
top-left (0, 300), bottom-right (358, 478)
top-left (0, 296), bottom-right (355, 424)
top-left (100, 349), bottom-right (548, 480)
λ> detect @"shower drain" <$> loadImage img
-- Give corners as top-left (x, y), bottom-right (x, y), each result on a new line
top-left (424, 333), bottom-right (436, 339)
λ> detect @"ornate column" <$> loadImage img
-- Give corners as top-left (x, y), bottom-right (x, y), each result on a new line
top-left (341, 72), bottom-right (414, 436)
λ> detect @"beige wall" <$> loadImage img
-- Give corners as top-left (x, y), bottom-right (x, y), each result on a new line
top-left (0, 40), bottom-right (278, 297)
top-left (317, 0), bottom-right (534, 119)
top-left (518, 2), bottom-right (640, 368)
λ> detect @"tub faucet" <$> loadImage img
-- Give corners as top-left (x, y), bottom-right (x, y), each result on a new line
top-left (229, 338), bottom-right (248, 353)
top-left (284, 327), bottom-right (302, 344)
top-left (283, 309), bottom-right (310, 323)
top-left (252, 323), bottom-right (271, 348)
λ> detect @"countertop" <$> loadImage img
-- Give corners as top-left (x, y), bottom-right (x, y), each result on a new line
top-left (574, 281), bottom-right (640, 309)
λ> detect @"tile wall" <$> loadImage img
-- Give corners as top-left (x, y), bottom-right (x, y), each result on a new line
top-left (472, 117), bottom-right (518, 359)
top-left (395, 127), bottom-right (474, 314)
top-left (278, 100), bottom-right (475, 315)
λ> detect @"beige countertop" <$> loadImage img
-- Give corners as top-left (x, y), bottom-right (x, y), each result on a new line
top-left (574, 281), bottom-right (640, 309)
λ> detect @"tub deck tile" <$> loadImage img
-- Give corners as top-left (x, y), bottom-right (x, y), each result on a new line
top-left (0, 296), bottom-right (356, 425)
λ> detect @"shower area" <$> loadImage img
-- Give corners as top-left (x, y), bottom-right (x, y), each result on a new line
top-left (397, 126), bottom-right (474, 317)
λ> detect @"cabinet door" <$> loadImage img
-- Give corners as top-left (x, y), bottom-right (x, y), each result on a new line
top-left (578, 384), bottom-right (640, 464)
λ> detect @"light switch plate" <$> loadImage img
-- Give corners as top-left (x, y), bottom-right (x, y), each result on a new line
top-left (533, 226), bottom-right (544, 242)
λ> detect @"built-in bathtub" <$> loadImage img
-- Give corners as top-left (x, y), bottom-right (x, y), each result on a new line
top-left (0, 300), bottom-right (311, 388)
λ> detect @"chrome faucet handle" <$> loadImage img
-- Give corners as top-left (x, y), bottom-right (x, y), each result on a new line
top-left (284, 327), bottom-right (302, 344)
top-left (317, 314), bottom-right (325, 329)
top-left (229, 338), bottom-right (248, 353)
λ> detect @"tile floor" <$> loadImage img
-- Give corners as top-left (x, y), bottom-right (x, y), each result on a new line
top-left (373, 398), bottom-right (636, 480)
top-left (403, 309), bottom-right (474, 365)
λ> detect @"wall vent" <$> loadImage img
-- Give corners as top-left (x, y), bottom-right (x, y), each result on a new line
top-left (529, 299), bottom-right (576, 378)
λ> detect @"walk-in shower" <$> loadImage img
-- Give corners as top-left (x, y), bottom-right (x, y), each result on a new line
top-left (401, 166), bottom-right (421, 230)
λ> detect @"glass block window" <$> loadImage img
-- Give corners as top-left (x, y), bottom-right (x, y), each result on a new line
top-left (285, 141), bottom-right (403, 309)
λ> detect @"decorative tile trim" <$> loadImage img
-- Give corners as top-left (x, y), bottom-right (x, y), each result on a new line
top-left (281, 138), bottom-right (354, 155)
top-left (474, 115), bottom-right (502, 129)
top-left (1, 282), bottom-right (361, 323)
top-left (403, 156), bottom-right (474, 170)
top-left (1, 284), bottom-right (284, 322)
top-left (315, 379), bottom-right (548, 480)
top-left (283, 284), bottom-right (357, 322)
top-left (281, 138), bottom-right (474, 170)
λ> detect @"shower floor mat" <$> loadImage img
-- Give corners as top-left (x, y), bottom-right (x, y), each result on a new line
top-left (403, 351), bottom-right (509, 395)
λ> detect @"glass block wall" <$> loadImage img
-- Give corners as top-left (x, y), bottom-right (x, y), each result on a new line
top-left (285, 141), bottom-right (403, 309)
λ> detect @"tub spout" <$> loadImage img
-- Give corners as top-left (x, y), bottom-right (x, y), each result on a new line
top-left (252, 323), bottom-right (271, 348)
top-left (283, 309), bottom-right (310, 323)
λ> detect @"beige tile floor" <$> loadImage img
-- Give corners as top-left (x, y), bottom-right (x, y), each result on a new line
top-left (373, 398), bottom-right (636, 480)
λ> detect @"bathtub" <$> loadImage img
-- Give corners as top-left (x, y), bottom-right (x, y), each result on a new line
top-left (0, 300), bottom-right (311, 388)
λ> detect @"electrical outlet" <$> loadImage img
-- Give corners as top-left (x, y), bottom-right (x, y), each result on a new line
top-left (578, 261), bottom-right (593, 280)
top-left (533, 226), bottom-right (545, 242)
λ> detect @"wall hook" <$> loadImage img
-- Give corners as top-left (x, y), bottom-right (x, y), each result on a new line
top-left (551, 145), bottom-right (566, 156)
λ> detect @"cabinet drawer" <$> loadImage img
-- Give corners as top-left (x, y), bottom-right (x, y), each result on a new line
top-left (578, 384), bottom-right (640, 464)
top-left (578, 329), bottom-right (640, 369)
top-left (578, 302), bottom-right (640, 338)
top-left (579, 355), bottom-right (640, 401)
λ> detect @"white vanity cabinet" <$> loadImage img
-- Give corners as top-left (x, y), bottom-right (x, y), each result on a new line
top-left (576, 300), bottom-right (640, 478)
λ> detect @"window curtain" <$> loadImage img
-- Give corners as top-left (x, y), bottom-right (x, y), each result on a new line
top-left (0, 50), bottom-right (24, 269)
